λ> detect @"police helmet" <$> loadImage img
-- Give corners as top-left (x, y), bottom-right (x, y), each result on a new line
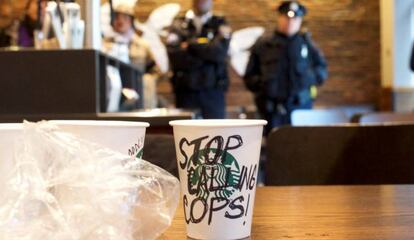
top-left (277, 1), bottom-right (307, 18)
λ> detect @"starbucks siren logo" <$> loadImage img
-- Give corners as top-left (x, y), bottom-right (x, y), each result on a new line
top-left (187, 147), bottom-right (241, 201)
top-left (179, 135), bottom-right (258, 225)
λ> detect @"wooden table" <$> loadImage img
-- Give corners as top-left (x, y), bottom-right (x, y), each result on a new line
top-left (159, 186), bottom-right (414, 239)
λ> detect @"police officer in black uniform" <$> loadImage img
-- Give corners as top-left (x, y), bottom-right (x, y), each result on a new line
top-left (244, 0), bottom-right (328, 134)
top-left (166, 0), bottom-right (231, 119)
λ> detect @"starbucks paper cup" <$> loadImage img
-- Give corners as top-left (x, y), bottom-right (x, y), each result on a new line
top-left (169, 119), bottom-right (267, 240)
top-left (49, 120), bottom-right (149, 158)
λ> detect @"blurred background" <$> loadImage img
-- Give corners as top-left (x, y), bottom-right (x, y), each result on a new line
top-left (0, 0), bottom-right (413, 121)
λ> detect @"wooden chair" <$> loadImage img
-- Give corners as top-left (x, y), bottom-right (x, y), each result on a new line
top-left (143, 134), bottom-right (178, 178)
top-left (265, 125), bottom-right (414, 185)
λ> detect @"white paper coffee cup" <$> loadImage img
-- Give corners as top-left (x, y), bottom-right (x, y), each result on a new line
top-left (49, 120), bottom-right (150, 158)
top-left (0, 120), bottom-right (149, 186)
top-left (169, 119), bottom-right (267, 240)
top-left (0, 124), bottom-right (23, 190)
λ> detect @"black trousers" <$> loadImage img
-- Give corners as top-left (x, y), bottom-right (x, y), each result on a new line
top-left (257, 99), bottom-right (313, 135)
top-left (176, 89), bottom-right (226, 119)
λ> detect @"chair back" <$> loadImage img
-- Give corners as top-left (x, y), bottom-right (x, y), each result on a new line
top-left (143, 134), bottom-right (178, 178)
top-left (291, 109), bottom-right (349, 126)
top-left (266, 125), bottom-right (414, 185)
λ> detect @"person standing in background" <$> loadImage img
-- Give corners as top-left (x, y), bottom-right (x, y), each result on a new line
top-left (0, 0), bottom-right (46, 48)
top-left (18, 0), bottom-right (46, 47)
top-left (103, 0), bottom-right (157, 74)
top-left (0, 1), bottom-right (13, 47)
top-left (102, 0), bottom-right (160, 108)
top-left (244, 0), bottom-right (328, 134)
top-left (166, 0), bottom-right (232, 119)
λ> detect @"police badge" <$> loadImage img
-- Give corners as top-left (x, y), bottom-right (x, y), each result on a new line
top-left (301, 44), bottom-right (308, 58)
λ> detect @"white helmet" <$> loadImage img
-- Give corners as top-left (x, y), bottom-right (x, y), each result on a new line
top-left (112, 0), bottom-right (138, 16)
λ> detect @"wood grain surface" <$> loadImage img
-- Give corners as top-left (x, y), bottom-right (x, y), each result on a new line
top-left (159, 186), bottom-right (414, 239)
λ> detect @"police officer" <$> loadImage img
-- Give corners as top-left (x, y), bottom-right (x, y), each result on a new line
top-left (244, 0), bottom-right (328, 133)
top-left (166, 0), bottom-right (231, 119)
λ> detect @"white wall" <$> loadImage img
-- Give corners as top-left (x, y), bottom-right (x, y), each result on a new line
top-left (381, 0), bottom-right (414, 112)
top-left (393, 0), bottom-right (414, 88)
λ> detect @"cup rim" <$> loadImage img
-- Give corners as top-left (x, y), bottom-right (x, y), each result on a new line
top-left (169, 119), bottom-right (267, 127)
top-left (0, 123), bottom-right (22, 130)
top-left (49, 120), bottom-right (150, 128)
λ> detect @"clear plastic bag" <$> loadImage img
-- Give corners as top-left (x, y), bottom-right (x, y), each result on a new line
top-left (0, 121), bottom-right (179, 240)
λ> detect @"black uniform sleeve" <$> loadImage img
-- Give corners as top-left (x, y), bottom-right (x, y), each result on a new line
top-left (167, 44), bottom-right (203, 70)
top-left (166, 19), bottom-right (203, 70)
top-left (188, 37), bottom-right (230, 63)
top-left (305, 34), bottom-right (328, 85)
top-left (410, 43), bottom-right (414, 71)
top-left (187, 17), bottom-right (230, 63)
top-left (243, 41), bottom-right (263, 92)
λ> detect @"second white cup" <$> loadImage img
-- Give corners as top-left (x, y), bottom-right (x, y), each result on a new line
top-left (49, 120), bottom-right (150, 158)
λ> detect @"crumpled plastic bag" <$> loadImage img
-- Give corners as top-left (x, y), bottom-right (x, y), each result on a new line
top-left (0, 121), bottom-right (180, 240)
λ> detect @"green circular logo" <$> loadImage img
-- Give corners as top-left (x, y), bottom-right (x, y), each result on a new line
top-left (187, 148), bottom-right (241, 201)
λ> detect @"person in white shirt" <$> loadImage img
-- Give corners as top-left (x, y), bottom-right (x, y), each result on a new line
top-left (102, 0), bottom-right (160, 109)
